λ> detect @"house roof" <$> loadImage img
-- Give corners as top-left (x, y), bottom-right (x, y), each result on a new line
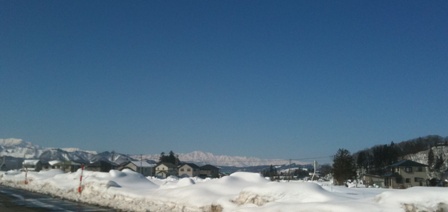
top-left (89, 160), bottom-right (116, 167)
top-left (48, 160), bottom-right (81, 166)
top-left (129, 160), bottom-right (156, 168)
top-left (156, 162), bottom-right (177, 168)
top-left (179, 163), bottom-right (200, 169)
top-left (388, 160), bottom-right (428, 167)
top-left (200, 164), bottom-right (219, 170)
top-left (23, 159), bottom-right (41, 166)
top-left (48, 160), bottom-right (62, 166)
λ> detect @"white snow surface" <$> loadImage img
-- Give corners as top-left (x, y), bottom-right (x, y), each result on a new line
top-left (1, 170), bottom-right (447, 212)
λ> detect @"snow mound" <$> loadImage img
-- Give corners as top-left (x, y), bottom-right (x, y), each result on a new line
top-left (223, 172), bottom-right (268, 184)
top-left (1, 170), bottom-right (447, 212)
top-left (375, 187), bottom-right (448, 211)
top-left (234, 182), bottom-right (337, 206)
top-left (109, 169), bottom-right (126, 178)
top-left (177, 178), bottom-right (196, 187)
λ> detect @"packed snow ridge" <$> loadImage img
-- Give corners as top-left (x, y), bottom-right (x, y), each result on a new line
top-left (1, 169), bottom-right (448, 212)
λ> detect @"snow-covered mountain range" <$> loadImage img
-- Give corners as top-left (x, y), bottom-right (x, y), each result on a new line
top-left (0, 138), bottom-right (300, 167)
top-left (133, 151), bottom-right (303, 167)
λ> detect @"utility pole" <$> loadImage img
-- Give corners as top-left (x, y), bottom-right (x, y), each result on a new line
top-left (288, 159), bottom-right (291, 182)
top-left (0, 156), bottom-right (5, 171)
top-left (311, 160), bottom-right (318, 181)
top-left (140, 154), bottom-right (143, 174)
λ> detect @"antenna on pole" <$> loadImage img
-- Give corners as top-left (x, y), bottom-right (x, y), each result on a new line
top-left (288, 159), bottom-right (291, 182)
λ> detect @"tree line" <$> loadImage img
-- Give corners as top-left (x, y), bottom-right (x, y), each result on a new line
top-left (332, 135), bottom-right (447, 185)
top-left (159, 150), bottom-right (180, 165)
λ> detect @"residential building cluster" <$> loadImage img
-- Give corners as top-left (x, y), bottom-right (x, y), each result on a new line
top-left (8, 158), bottom-right (220, 179)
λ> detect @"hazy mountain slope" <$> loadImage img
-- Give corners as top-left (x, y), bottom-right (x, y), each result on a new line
top-left (135, 151), bottom-right (304, 167)
top-left (1, 138), bottom-right (302, 167)
top-left (0, 138), bottom-right (42, 159)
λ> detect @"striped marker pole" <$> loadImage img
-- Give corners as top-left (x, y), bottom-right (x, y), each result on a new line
top-left (78, 164), bottom-right (84, 194)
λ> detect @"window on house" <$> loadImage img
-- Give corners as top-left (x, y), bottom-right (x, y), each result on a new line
top-left (187, 168), bottom-right (191, 172)
top-left (405, 167), bottom-right (412, 173)
top-left (180, 168), bottom-right (184, 171)
top-left (417, 167), bottom-right (423, 172)
top-left (405, 178), bottom-right (411, 183)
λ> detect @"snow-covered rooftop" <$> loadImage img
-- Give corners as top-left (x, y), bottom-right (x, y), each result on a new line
top-left (22, 159), bottom-right (40, 166)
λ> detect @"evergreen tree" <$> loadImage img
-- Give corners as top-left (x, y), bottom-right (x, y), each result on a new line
top-left (168, 151), bottom-right (176, 164)
top-left (428, 148), bottom-right (435, 170)
top-left (319, 164), bottom-right (333, 178)
top-left (434, 155), bottom-right (444, 171)
top-left (388, 142), bottom-right (400, 164)
top-left (261, 165), bottom-right (277, 180)
top-left (159, 151), bottom-right (180, 164)
top-left (159, 152), bottom-right (166, 162)
top-left (332, 149), bottom-right (356, 185)
top-left (356, 151), bottom-right (367, 170)
top-left (372, 145), bottom-right (386, 174)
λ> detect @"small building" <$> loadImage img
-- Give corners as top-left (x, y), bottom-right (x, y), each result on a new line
top-left (361, 174), bottom-right (385, 187)
top-left (384, 160), bottom-right (428, 189)
top-left (48, 160), bottom-right (82, 173)
top-left (178, 163), bottom-right (200, 178)
top-left (0, 156), bottom-right (23, 171)
top-left (120, 160), bottom-right (156, 176)
top-left (86, 160), bottom-right (116, 172)
top-left (22, 159), bottom-right (49, 172)
top-left (199, 164), bottom-right (220, 178)
top-left (155, 162), bottom-right (177, 178)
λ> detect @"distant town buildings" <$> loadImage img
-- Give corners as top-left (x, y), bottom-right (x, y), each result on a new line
top-left (13, 157), bottom-right (221, 179)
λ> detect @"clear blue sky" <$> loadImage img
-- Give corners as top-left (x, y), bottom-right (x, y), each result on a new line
top-left (1, 0), bottom-right (447, 161)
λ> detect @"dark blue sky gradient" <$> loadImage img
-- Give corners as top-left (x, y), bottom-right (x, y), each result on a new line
top-left (1, 0), bottom-right (447, 160)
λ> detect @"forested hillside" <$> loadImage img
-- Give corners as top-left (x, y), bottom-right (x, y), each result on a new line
top-left (354, 135), bottom-right (448, 175)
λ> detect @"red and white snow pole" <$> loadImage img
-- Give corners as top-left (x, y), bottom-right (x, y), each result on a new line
top-left (78, 164), bottom-right (84, 194)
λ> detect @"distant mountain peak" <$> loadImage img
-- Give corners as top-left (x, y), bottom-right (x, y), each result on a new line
top-left (0, 138), bottom-right (303, 167)
top-left (0, 138), bottom-right (29, 147)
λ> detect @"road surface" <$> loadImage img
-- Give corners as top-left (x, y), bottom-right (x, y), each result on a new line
top-left (0, 185), bottom-right (113, 211)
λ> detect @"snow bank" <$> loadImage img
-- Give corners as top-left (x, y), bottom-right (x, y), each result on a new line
top-left (375, 187), bottom-right (448, 211)
top-left (1, 169), bottom-right (448, 212)
top-left (234, 182), bottom-right (338, 206)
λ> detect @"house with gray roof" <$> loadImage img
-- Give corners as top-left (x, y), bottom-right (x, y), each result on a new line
top-left (120, 160), bottom-right (156, 176)
top-left (178, 163), bottom-right (200, 178)
top-left (384, 160), bottom-right (428, 188)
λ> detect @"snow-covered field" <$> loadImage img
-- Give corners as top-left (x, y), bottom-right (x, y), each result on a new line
top-left (1, 169), bottom-right (447, 212)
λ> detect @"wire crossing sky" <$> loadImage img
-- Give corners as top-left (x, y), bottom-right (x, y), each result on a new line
top-left (1, 0), bottom-right (447, 159)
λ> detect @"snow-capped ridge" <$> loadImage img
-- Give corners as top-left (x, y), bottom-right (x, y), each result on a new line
top-left (136, 150), bottom-right (306, 167)
top-left (0, 138), bottom-right (31, 147)
top-left (0, 138), bottom-right (302, 167)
